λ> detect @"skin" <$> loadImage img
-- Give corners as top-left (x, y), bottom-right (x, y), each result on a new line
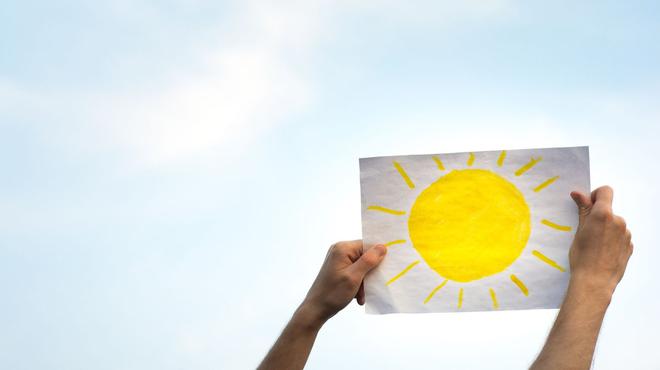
top-left (530, 186), bottom-right (632, 370)
top-left (257, 241), bottom-right (387, 370)
top-left (258, 186), bottom-right (632, 370)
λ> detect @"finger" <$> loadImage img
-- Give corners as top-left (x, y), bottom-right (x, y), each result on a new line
top-left (330, 240), bottom-right (363, 262)
top-left (356, 282), bottom-right (365, 305)
top-left (347, 244), bottom-right (387, 279)
top-left (614, 215), bottom-right (627, 230)
top-left (570, 191), bottom-right (592, 227)
top-left (592, 186), bottom-right (614, 211)
top-left (344, 239), bottom-right (364, 262)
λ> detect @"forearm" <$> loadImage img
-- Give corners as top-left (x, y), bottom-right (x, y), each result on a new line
top-left (258, 303), bottom-right (324, 370)
top-left (258, 241), bottom-right (386, 369)
top-left (531, 277), bottom-right (612, 370)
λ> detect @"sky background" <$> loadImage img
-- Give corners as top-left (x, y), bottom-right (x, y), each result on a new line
top-left (1, 1), bottom-right (659, 369)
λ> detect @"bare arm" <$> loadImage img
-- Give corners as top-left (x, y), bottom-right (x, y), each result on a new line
top-left (255, 305), bottom-right (323, 370)
top-left (258, 240), bottom-right (387, 370)
top-left (531, 186), bottom-right (633, 370)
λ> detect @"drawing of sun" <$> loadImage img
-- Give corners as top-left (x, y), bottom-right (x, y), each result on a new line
top-left (366, 151), bottom-right (572, 310)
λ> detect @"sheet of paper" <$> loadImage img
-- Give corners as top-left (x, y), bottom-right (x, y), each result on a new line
top-left (360, 146), bottom-right (590, 314)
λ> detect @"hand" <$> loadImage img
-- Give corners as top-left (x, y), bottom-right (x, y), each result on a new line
top-left (568, 186), bottom-right (633, 301)
top-left (530, 186), bottom-right (633, 370)
top-left (298, 240), bottom-right (387, 327)
top-left (258, 241), bottom-right (386, 370)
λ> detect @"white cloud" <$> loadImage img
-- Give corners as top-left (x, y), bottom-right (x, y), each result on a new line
top-left (344, 0), bottom-right (516, 25)
top-left (106, 47), bottom-right (311, 166)
top-left (0, 79), bottom-right (27, 113)
top-left (92, 0), bottom-right (517, 167)
top-left (1, 0), bottom-right (519, 167)
top-left (100, 1), bottom-right (320, 166)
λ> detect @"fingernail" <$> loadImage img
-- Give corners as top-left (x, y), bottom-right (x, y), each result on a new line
top-left (374, 244), bottom-right (387, 256)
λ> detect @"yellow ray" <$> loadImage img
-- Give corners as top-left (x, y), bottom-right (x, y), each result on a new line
top-left (457, 288), bottom-right (464, 309)
top-left (366, 205), bottom-right (406, 215)
top-left (384, 239), bottom-right (406, 247)
top-left (532, 250), bottom-right (566, 272)
top-left (510, 274), bottom-right (529, 296)
top-left (467, 152), bottom-right (475, 166)
top-left (423, 279), bottom-right (448, 304)
top-left (541, 219), bottom-right (572, 232)
top-left (497, 150), bottom-right (507, 167)
top-left (386, 260), bottom-right (420, 286)
top-left (489, 288), bottom-right (499, 309)
top-left (432, 156), bottom-right (445, 171)
top-left (534, 176), bottom-right (559, 192)
top-left (515, 156), bottom-right (542, 176)
top-left (393, 161), bottom-right (415, 189)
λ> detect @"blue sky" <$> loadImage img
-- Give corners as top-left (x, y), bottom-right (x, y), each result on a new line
top-left (1, 1), bottom-right (659, 369)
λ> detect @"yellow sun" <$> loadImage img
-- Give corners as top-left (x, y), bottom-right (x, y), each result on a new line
top-left (408, 169), bottom-right (531, 282)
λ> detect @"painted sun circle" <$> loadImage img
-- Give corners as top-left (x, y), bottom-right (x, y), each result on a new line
top-left (408, 169), bottom-right (531, 282)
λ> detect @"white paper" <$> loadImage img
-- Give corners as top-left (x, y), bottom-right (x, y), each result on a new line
top-left (360, 146), bottom-right (590, 314)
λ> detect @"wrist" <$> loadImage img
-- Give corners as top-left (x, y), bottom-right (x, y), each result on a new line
top-left (567, 272), bottom-right (614, 308)
top-left (292, 301), bottom-right (327, 333)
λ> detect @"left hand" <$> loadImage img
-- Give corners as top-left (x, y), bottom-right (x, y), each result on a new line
top-left (299, 240), bottom-right (387, 326)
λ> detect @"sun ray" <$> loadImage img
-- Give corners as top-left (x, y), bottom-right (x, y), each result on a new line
top-left (489, 288), bottom-right (499, 309)
top-left (457, 288), bottom-right (464, 309)
top-left (467, 152), bottom-right (475, 166)
top-left (386, 260), bottom-right (420, 286)
top-left (366, 205), bottom-right (406, 215)
top-left (532, 250), bottom-right (566, 272)
top-left (534, 176), bottom-right (559, 192)
top-left (423, 279), bottom-right (448, 304)
top-left (384, 239), bottom-right (406, 247)
top-left (541, 219), bottom-right (572, 231)
top-left (510, 274), bottom-right (529, 296)
top-left (393, 161), bottom-right (415, 188)
top-left (515, 156), bottom-right (542, 176)
top-left (432, 155), bottom-right (445, 171)
top-left (497, 150), bottom-right (507, 167)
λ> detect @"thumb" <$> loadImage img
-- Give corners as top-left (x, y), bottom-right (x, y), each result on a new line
top-left (348, 244), bottom-right (387, 279)
top-left (570, 191), bottom-right (592, 228)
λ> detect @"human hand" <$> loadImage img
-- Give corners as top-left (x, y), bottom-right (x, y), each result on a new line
top-left (298, 240), bottom-right (387, 327)
top-left (258, 241), bottom-right (385, 370)
top-left (530, 187), bottom-right (632, 370)
top-left (568, 186), bottom-right (633, 302)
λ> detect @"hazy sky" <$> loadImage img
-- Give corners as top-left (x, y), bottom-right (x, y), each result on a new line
top-left (1, 1), bottom-right (659, 369)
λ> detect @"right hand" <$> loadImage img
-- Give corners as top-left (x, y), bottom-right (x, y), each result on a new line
top-left (568, 186), bottom-right (633, 301)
